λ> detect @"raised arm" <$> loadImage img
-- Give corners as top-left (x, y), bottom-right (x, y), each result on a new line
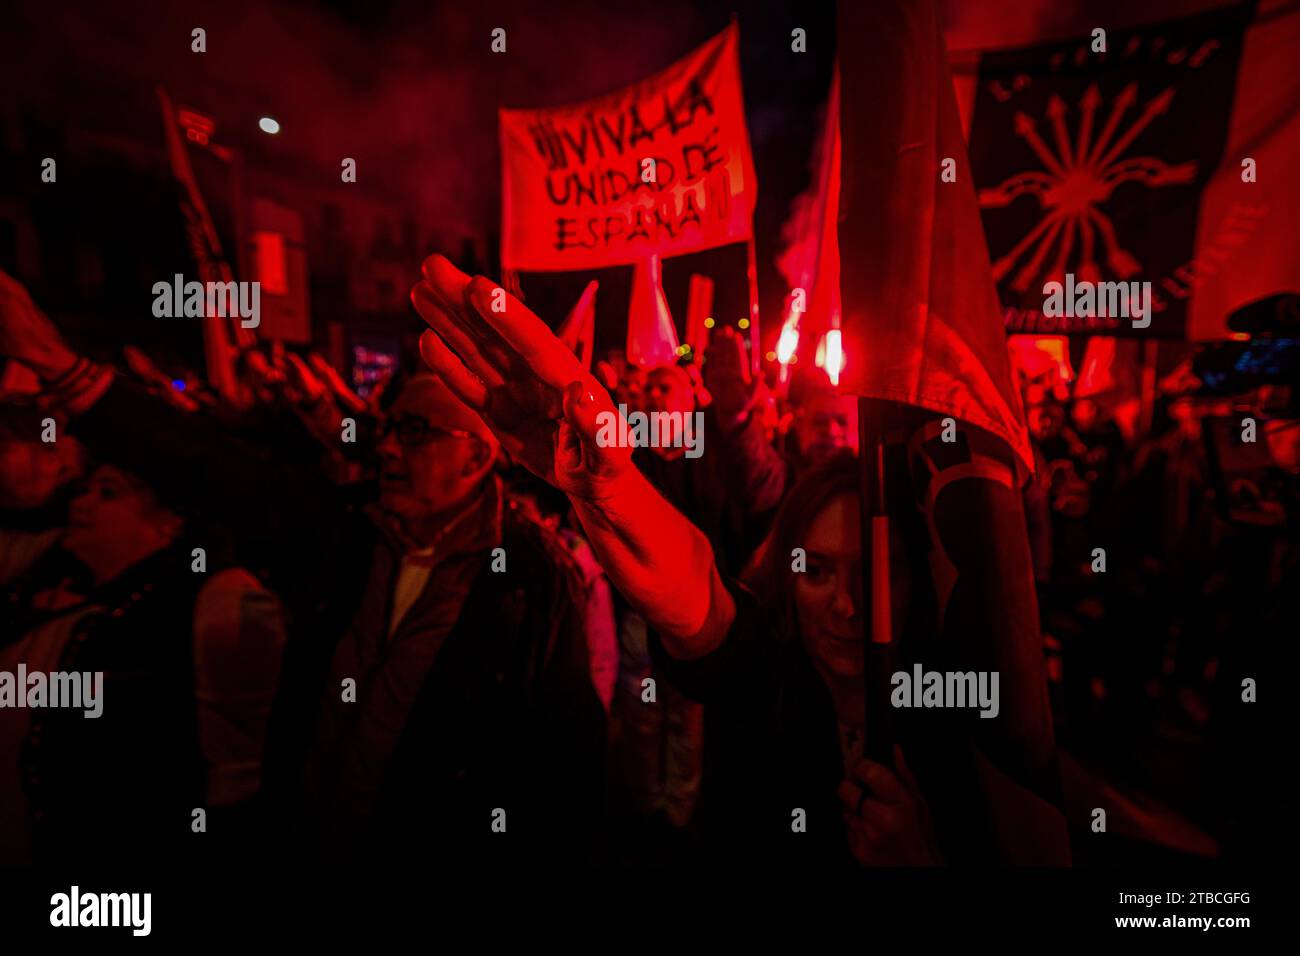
top-left (410, 255), bottom-right (733, 659)
top-left (0, 270), bottom-right (343, 556)
top-left (704, 325), bottom-right (789, 514)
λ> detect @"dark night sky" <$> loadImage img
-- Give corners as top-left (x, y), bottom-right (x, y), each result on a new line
top-left (1, 0), bottom-right (1241, 361)
top-left (3, 0), bottom-right (838, 356)
top-left (2, 0), bottom-right (1239, 249)
top-left (4, 0), bottom-right (834, 246)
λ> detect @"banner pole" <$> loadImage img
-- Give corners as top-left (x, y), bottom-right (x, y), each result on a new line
top-left (745, 235), bottom-right (761, 377)
top-left (1140, 338), bottom-right (1158, 438)
top-left (156, 87), bottom-right (242, 404)
top-left (858, 396), bottom-right (897, 765)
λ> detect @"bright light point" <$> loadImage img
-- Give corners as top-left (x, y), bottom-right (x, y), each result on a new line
top-left (823, 329), bottom-right (844, 386)
top-left (776, 325), bottom-right (799, 364)
top-left (704, 317), bottom-right (715, 329)
top-left (738, 318), bottom-right (750, 330)
top-left (259, 117), bottom-right (281, 135)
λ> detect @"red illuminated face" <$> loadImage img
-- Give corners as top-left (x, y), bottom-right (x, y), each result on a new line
top-left (1027, 403), bottom-right (1063, 442)
top-left (0, 438), bottom-right (81, 510)
top-left (796, 492), bottom-right (864, 683)
top-left (614, 366), bottom-right (646, 411)
top-left (1071, 398), bottom-right (1098, 431)
top-left (644, 366), bottom-right (695, 417)
top-left (375, 376), bottom-right (492, 530)
top-left (796, 391), bottom-right (859, 465)
top-left (64, 465), bottom-right (181, 584)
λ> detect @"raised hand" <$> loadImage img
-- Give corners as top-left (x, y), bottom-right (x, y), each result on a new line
top-left (413, 254), bottom-right (735, 652)
top-left (0, 269), bottom-right (78, 380)
top-left (306, 352), bottom-right (366, 414)
top-left (704, 325), bottom-right (760, 431)
top-left (410, 255), bottom-right (631, 500)
top-left (242, 347), bottom-right (288, 404)
top-left (122, 346), bottom-right (201, 412)
top-left (283, 351), bottom-right (329, 405)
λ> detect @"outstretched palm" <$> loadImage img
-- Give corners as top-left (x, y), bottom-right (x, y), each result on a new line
top-left (0, 269), bottom-right (77, 379)
top-left (411, 255), bottom-right (630, 499)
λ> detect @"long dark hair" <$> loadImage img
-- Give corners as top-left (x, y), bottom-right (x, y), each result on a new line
top-left (742, 451), bottom-right (862, 644)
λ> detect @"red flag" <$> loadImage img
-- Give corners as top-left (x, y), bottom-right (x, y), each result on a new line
top-left (1187, 1), bottom-right (1299, 340)
top-left (839, 0), bottom-right (1068, 865)
top-left (626, 255), bottom-right (680, 368)
top-left (837, 2), bottom-right (1031, 473)
top-left (498, 22), bottom-right (756, 272)
top-left (776, 67), bottom-right (841, 368)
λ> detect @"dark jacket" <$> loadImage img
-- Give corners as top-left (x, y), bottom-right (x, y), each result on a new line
top-left (634, 406), bottom-right (786, 577)
top-left (369, 497), bottom-right (606, 862)
top-left (68, 377), bottom-right (605, 860)
top-left (19, 545), bottom-right (207, 864)
top-left (650, 582), bottom-right (1019, 868)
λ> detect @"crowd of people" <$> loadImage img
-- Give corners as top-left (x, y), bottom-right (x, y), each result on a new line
top-left (0, 257), bottom-right (1285, 867)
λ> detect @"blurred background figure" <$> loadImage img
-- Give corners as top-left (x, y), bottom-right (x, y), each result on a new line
top-left (0, 406), bottom-right (84, 516)
top-left (0, 457), bottom-right (286, 865)
top-left (789, 377), bottom-right (860, 470)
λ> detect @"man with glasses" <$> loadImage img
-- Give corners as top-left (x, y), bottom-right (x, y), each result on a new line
top-left (303, 370), bottom-right (607, 860)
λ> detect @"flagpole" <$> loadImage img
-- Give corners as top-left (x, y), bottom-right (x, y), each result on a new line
top-left (156, 87), bottom-right (242, 404)
top-left (858, 396), bottom-right (897, 764)
top-left (745, 235), bottom-right (761, 377)
top-left (1139, 338), bottom-right (1158, 437)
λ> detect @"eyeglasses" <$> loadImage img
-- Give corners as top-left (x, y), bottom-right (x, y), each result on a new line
top-left (378, 415), bottom-right (477, 447)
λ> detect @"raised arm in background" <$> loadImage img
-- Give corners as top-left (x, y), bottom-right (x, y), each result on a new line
top-left (704, 325), bottom-right (788, 514)
top-left (0, 269), bottom-right (344, 557)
